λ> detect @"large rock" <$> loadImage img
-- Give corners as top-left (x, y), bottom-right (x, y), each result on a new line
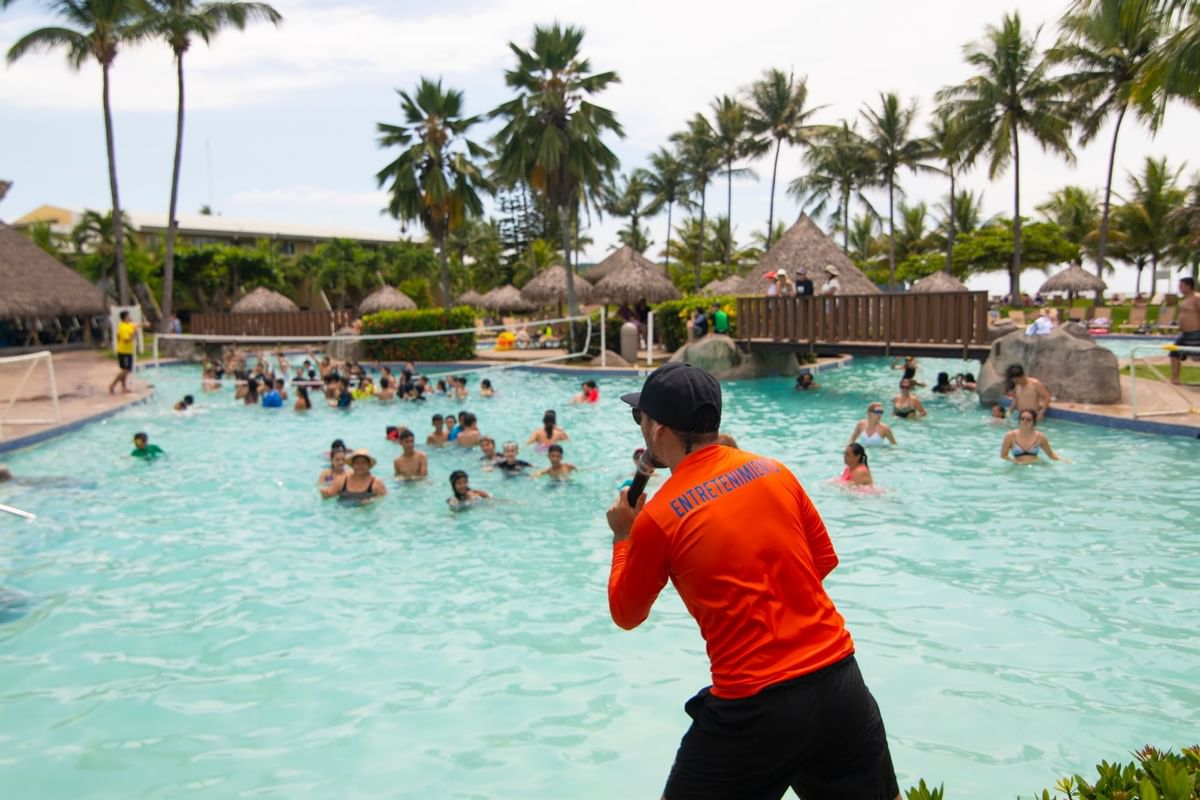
top-left (988, 321), bottom-right (1018, 341)
top-left (670, 334), bottom-right (799, 380)
top-left (977, 326), bottom-right (1120, 405)
top-left (590, 350), bottom-right (631, 367)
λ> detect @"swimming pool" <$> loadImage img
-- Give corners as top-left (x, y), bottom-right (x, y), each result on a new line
top-left (1, 359), bottom-right (1197, 798)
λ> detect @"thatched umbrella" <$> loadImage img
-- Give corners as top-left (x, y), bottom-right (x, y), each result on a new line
top-left (586, 245), bottom-right (666, 283)
top-left (702, 274), bottom-right (757, 296)
top-left (231, 287), bottom-right (299, 313)
top-left (521, 264), bottom-right (594, 306)
top-left (910, 271), bottom-right (968, 293)
top-left (1039, 264), bottom-right (1107, 304)
top-left (480, 284), bottom-right (534, 313)
top-left (358, 284), bottom-right (417, 314)
top-left (0, 223), bottom-right (106, 320)
top-left (592, 258), bottom-right (679, 306)
top-left (457, 289), bottom-right (485, 307)
top-left (754, 213), bottom-right (880, 295)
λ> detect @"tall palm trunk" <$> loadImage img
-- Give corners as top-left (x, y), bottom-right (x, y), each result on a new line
top-left (437, 233), bottom-right (451, 310)
top-left (1097, 104), bottom-right (1127, 294)
top-left (945, 169), bottom-right (956, 274)
top-left (886, 175), bottom-right (896, 290)
top-left (694, 184), bottom-right (707, 292)
top-left (1134, 258), bottom-right (1143, 296)
top-left (766, 137), bottom-right (782, 249)
top-left (102, 60), bottom-right (130, 306)
top-left (1010, 133), bottom-right (1022, 300)
top-left (162, 52), bottom-right (186, 331)
top-left (725, 161), bottom-right (733, 266)
top-left (558, 205), bottom-right (577, 315)
top-left (841, 187), bottom-right (850, 253)
top-left (664, 199), bottom-right (673, 270)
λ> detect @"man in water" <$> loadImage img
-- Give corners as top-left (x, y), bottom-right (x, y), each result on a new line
top-left (493, 441), bottom-right (533, 475)
top-left (606, 362), bottom-right (898, 800)
top-left (427, 414), bottom-right (449, 446)
top-left (130, 432), bottom-right (164, 460)
top-left (1006, 364), bottom-right (1051, 421)
top-left (478, 437), bottom-right (500, 465)
top-left (173, 395), bottom-right (194, 412)
top-left (393, 429), bottom-right (428, 481)
top-left (261, 381), bottom-right (283, 408)
top-left (109, 310), bottom-right (138, 394)
top-left (455, 412), bottom-right (482, 448)
top-left (1170, 277), bottom-right (1200, 385)
top-left (535, 443), bottom-right (576, 479)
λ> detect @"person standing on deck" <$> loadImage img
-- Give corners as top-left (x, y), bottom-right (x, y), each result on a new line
top-left (1170, 277), bottom-right (1200, 385)
top-left (109, 311), bottom-right (138, 394)
top-left (607, 363), bottom-right (899, 800)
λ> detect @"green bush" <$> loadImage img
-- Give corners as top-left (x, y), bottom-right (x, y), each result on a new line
top-left (360, 307), bottom-right (475, 362)
top-left (651, 295), bottom-right (739, 352)
top-left (908, 744), bottom-right (1200, 799)
top-left (568, 312), bottom-right (627, 358)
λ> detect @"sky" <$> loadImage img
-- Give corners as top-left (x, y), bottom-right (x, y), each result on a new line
top-left (2, 0), bottom-right (1198, 296)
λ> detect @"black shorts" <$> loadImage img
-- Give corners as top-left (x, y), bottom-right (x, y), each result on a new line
top-left (664, 656), bottom-right (898, 800)
top-left (117, 353), bottom-right (133, 371)
top-left (1170, 330), bottom-right (1200, 360)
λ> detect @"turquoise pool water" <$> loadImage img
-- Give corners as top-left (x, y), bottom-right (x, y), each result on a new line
top-left (1, 359), bottom-right (1197, 799)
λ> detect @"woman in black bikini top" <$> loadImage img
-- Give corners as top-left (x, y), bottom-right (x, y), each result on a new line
top-left (321, 449), bottom-right (387, 500)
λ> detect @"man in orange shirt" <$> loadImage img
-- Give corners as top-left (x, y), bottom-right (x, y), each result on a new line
top-left (608, 362), bottom-right (898, 800)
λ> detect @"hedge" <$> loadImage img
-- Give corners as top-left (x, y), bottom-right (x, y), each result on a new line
top-left (360, 307), bottom-right (476, 362)
top-left (651, 295), bottom-right (738, 353)
top-left (569, 312), bottom-right (627, 358)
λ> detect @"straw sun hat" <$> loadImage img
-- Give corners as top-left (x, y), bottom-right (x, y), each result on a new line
top-left (824, 264), bottom-right (839, 276)
top-left (347, 448), bottom-right (377, 468)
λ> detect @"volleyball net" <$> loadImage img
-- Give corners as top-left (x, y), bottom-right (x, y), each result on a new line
top-left (0, 350), bottom-right (60, 441)
top-left (151, 313), bottom-right (598, 378)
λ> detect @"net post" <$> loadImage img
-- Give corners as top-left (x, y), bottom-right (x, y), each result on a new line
top-left (600, 307), bottom-right (607, 369)
top-left (646, 312), bottom-right (654, 368)
top-left (46, 352), bottom-right (61, 424)
top-left (153, 335), bottom-right (160, 372)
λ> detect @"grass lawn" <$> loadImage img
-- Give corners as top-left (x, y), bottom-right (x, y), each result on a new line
top-left (1122, 363), bottom-right (1200, 383)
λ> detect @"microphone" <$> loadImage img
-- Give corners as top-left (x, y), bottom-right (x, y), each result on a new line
top-left (626, 449), bottom-right (656, 507)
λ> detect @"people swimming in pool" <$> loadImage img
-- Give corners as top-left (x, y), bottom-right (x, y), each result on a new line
top-left (393, 429), bottom-right (428, 481)
top-left (1001, 410), bottom-right (1065, 464)
top-left (892, 355), bottom-right (924, 386)
top-left (535, 443), bottom-right (577, 479)
top-left (455, 411), bottom-right (482, 448)
top-left (318, 448), bottom-right (349, 484)
top-left (571, 380), bottom-right (599, 404)
top-left (893, 379), bottom-right (927, 418)
top-left (454, 376), bottom-right (469, 400)
top-left (321, 449), bottom-right (387, 500)
top-left (446, 412), bottom-right (461, 442)
top-left (956, 373), bottom-right (977, 391)
top-left (528, 410), bottom-right (568, 447)
top-left (427, 414), bottom-right (449, 446)
top-left (990, 404), bottom-right (1007, 421)
top-left (130, 432), bottom-right (164, 460)
top-left (448, 470), bottom-right (491, 509)
top-left (839, 443), bottom-right (873, 486)
top-left (494, 441), bottom-right (533, 475)
top-left (848, 403), bottom-right (897, 446)
top-left (173, 395), bottom-right (195, 413)
top-left (480, 379), bottom-right (495, 398)
top-left (294, 385), bottom-right (312, 411)
top-left (931, 372), bottom-right (956, 394)
top-left (619, 447), bottom-right (658, 490)
top-left (795, 372), bottom-right (817, 390)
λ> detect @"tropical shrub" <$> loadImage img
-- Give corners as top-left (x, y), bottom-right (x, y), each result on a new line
top-left (651, 295), bottom-right (738, 352)
top-left (360, 307), bottom-right (475, 361)
top-left (567, 312), bottom-right (627, 358)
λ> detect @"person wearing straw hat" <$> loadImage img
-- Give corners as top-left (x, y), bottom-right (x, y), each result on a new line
top-left (821, 264), bottom-right (840, 296)
top-left (607, 363), bottom-right (899, 800)
top-left (321, 449), bottom-right (387, 500)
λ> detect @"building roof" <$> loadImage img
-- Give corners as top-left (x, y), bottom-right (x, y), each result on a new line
top-left (12, 205), bottom-right (406, 245)
top-left (753, 214), bottom-right (880, 295)
top-left (0, 223), bottom-right (107, 319)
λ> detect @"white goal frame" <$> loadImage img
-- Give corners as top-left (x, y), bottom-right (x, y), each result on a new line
top-left (0, 350), bottom-right (60, 440)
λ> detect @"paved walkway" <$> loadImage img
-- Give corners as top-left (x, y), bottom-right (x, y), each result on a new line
top-left (0, 351), bottom-right (153, 448)
top-left (1051, 358), bottom-right (1200, 435)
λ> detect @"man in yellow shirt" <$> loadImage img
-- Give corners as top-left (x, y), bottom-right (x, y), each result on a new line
top-left (109, 310), bottom-right (138, 394)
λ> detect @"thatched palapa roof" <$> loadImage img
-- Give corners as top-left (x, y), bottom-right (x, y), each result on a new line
top-left (586, 245), bottom-right (667, 283)
top-left (0, 223), bottom-right (107, 319)
top-left (358, 284), bottom-right (417, 314)
top-left (702, 275), bottom-right (758, 296)
top-left (521, 264), bottom-right (594, 305)
top-left (592, 254), bottom-right (679, 305)
top-left (754, 214), bottom-right (880, 295)
top-left (231, 287), bottom-right (299, 313)
top-left (910, 271), bottom-right (968, 293)
top-left (457, 289), bottom-right (485, 307)
top-left (1039, 264), bottom-right (1107, 294)
top-left (480, 284), bottom-right (534, 312)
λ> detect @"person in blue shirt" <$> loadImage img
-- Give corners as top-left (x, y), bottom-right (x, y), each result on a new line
top-left (261, 384), bottom-right (283, 407)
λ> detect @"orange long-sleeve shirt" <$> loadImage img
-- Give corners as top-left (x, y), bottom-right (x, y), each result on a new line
top-left (608, 445), bottom-right (854, 699)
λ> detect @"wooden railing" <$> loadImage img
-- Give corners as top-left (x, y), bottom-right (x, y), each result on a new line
top-left (189, 310), bottom-right (355, 337)
top-left (736, 292), bottom-right (990, 353)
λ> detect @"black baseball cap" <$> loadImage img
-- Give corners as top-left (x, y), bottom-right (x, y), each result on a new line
top-left (621, 362), bottom-right (721, 432)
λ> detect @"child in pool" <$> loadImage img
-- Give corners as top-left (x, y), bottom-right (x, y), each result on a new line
top-left (447, 470), bottom-right (490, 509)
top-left (130, 432), bottom-right (164, 460)
top-left (535, 443), bottom-right (576, 480)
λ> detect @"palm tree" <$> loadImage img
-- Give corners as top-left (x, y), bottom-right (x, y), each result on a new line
top-left (709, 95), bottom-right (765, 266)
top-left (70, 209), bottom-right (136, 288)
top-left (936, 189), bottom-right (986, 238)
top-left (928, 109), bottom-right (968, 273)
top-left (602, 170), bottom-right (651, 250)
top-left (861, 92), bottom-right (934, 289)
top-left (7, 0), bottom-right (143, 305)
top-left (642, 147), bottom-right (689, 269)
top-left (1136, 0), bottom-right (1200, 123)
top-left (746, 69), bottom-right (826, 250)
top-left (492, 23), bottom-right (622, 317)
top-left (140, 0), bottom-right (282, 331)
top-left (1037, 185), bottom-right (1100, 266)
top-left (895, 201), bottom-right (931, 263)
top-left (937, 12), bottom-right (1075, 299)
top-left (377, 77), bottom-right (492, 309)
top-left (789, 121), bottom-right (877, 253)
top-left (848, 214), bottom-right (880, 265)
top-left (671, 114), bottom-right (722, 290)
top-left (1118, 156), bottom-right (1186, 296)
top-left (1050, 0), bottom-right (1161, 282)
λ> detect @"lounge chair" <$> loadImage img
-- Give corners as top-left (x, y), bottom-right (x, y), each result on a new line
top-left (1068, 306), bottom-right (1087, 323)
top-left (1007, 310), bottom-right (1027, 326)
top-left (1118, 305), bottom-right (1148, 333)
top-left (1087, 307), bottom-right (1112, 335)
top-left (1153, 305), bottom-right (1178, 333)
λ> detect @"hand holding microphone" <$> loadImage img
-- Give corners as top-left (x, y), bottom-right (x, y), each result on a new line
top-left (626, 448), bottom-right (656, 507)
